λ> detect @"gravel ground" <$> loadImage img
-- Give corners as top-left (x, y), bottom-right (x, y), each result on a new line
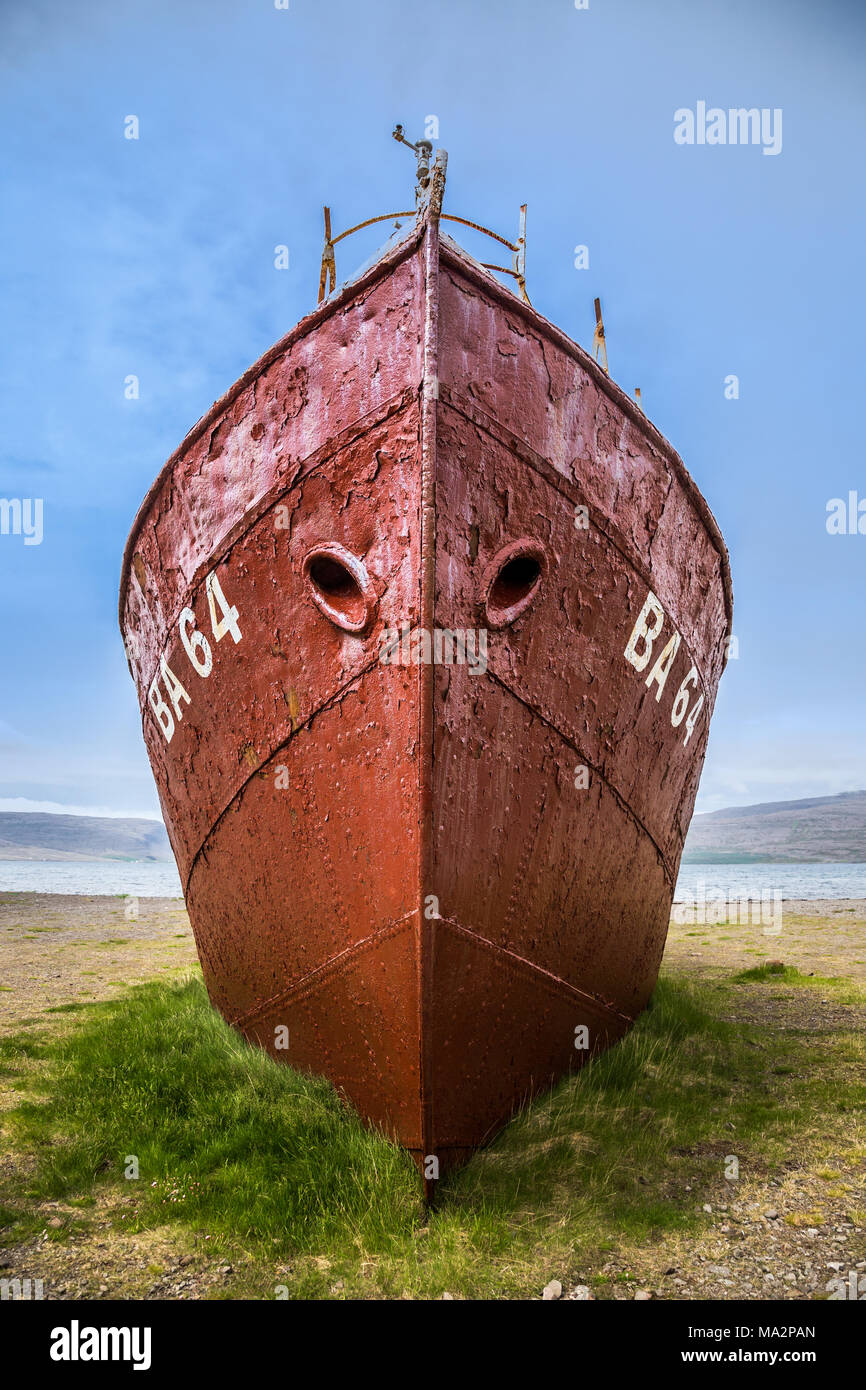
top-left (664, 897), bottom-right (866, 983)
top-left (0, 893), bottom-right (197, 1035)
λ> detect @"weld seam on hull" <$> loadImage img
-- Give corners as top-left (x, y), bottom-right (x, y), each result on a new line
top-left (119, 224), bottom-right (429, 624)
top-left (499, 780), bottom-right (548, 940)
top-left (437, 249), bottom-right (733, 629)
top-left (183, 635), bottom-right (677, 901)
top-left (418, 215), bottom-right (442, 1172)
top-left (433, 913), bottom-right (634, 1027)
top-left (305, 775), bottom-right (352, 940)
top-left (182, 653), bottom-right (384, 895)
top-left (484, 666), bottom-right (676, 888)
top-left (440, 388), bottom-right (713, 695)
top-left (230, 910), bottom-right (418, 1030)
top-left (132, 386), bottom-right (417, 702)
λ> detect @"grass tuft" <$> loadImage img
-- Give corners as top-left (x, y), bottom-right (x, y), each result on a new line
top-left (734, 962), bottom-right (796, 982)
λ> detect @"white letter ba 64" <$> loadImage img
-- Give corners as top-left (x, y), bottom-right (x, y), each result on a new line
top-left (147, 570), bottom-right (242, 743)
top-left (624, 590), bottom-right (705, 747)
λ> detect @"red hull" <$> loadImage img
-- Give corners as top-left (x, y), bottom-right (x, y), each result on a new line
top-left (120, 215), bottom-right (731, 1186)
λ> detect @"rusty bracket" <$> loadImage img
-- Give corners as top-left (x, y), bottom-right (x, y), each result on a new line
top-left (317, 206), bottom-right (336, 305)
top-left (317, 206), bottom-right (416, 305)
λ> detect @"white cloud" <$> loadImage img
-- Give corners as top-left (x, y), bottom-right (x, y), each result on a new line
top-left (695, 733), bottom-right (866, 814)
top-left (0, 797), bottom-right (162, 821)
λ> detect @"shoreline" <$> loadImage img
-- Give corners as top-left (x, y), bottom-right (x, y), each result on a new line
top-left (1, 895), bottom-right (864, 1034)
top-left (1, 894), bottom-right (862, 903)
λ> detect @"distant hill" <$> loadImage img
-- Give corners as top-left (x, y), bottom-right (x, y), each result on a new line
top-left (0, 813), bottom-right (172, 862)
top-left (683, 791), bottom-right (866, 863)
top-left (3, 795), bottom-right (864, 867)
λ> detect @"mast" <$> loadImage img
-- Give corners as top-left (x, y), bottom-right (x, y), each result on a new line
top-left (317, 126), bottom-right (526, 306)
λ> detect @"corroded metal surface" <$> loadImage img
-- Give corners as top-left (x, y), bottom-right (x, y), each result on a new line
top-left (120, 203), bottom-right (731, 1190)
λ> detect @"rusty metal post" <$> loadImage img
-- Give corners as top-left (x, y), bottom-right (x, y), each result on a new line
top-left (317, 206), bottom-right (336, 305)
top-left (514, 204), bottom-right (528, 304)
top-left (592, 296), bottom-right (608, 372)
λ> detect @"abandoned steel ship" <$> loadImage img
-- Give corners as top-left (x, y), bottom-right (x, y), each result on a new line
top-left (119, 132), bottom-right (732, 1188)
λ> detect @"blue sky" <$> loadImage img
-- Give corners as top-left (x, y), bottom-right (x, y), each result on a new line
top-left (1, 0), bottom-right (864, 820)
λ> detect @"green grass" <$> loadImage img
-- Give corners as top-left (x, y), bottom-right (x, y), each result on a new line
top-left (0, 969), bottom-right (863, 1298)
top-left (3, 978), bottom-right (419, 1253)
top-left (733, 961), bottom-right (795, 982)
top-left (0, 1030), bottom-right (50, 1062)
top-left (732, 961), bottom-right (866, 1004)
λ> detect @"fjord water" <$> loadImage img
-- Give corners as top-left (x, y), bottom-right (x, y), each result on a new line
top-left (0, 860), bottom-right (184, 897)
top-left (0, 859), bottom-right (865, 901)
top-left (673, 861), bottom-right (866, 902)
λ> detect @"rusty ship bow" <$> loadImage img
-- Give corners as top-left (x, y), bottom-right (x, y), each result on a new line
top-left (120, 141), bottom-right (732, 1187)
